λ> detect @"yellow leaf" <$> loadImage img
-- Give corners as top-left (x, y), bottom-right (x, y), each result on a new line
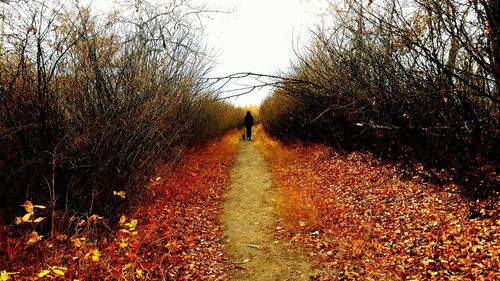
top-left (125, 219), bottom-right (138, 230)
top-left (122, 263), bottom-right (132, 271)
top-left (136, 269), bottom-right (143, 277)
top-left (155, 176), bottom-right (161, 181)
top-left (33, 205), bottom-right (46, 209)
top-left (27, 231), bottom-right (43, 244)
top-left (299, 221), bottom-right (306, 227)
top-left (38, 269), bottom-right (51, 277)
top-left (71, 237), bottom-right (84, 247)
top-left (428, 270), bottom-right (438, 276)
top-left (21, 212), bottom-right (32, 222)
top-left (14, 217), bottom-right (22, 225)
top-left (22, 201), bottom-right (33, 213)
top-left (52, 269), bottom-right (65, 276)
top-left (119, 239), bottom-right (129, 248)
top-left (0, 271), bottom-right (13, 281)
top-left (130, 219), bottom-right (138, 229)
top-left (75, 239), bottom-right (82, 247)
top-left (88, 214), bottom-right (103, 223)
top-left (422, 258), bottom-right (435, 266)
top-left (119, 215), bottom-right (127, 225)
top-left (33, 217), bottom-right (45, 223)
top-left (113, 190), bottom-right (126, 199)
top-left (91, 249), bottom-right (100, 262)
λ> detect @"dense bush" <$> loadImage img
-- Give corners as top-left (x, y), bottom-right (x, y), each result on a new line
top-left (261, 0), bottom-right (499, 196)
top-left (0, 1), bottom-right (242, 224)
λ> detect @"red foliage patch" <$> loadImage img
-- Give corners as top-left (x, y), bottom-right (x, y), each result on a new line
top-left (255, 126), bottom-right (499, 280)
top-left (0, 130), bottom-right (240, 280)
top-left (130, 131), bottom-right (240, 279)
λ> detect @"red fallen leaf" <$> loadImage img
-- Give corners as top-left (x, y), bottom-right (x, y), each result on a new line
top-left (109, 242), bottom-right (117, 257)
top-left (111, 266), bottom-right (121, 276)
top-left (171, 255), bottom-right (181, 265)
top-left (253, 128), bottom-right (499, 279)
top-left (126, 251), bottom-right (137, 259)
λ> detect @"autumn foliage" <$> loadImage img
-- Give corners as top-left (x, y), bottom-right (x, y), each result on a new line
top-left (255, 126), bottom-right (499, 280)
top-left (260, 0), bottom-right (499, 197)
top-left (0, 1), bottom-right (243, 224)
top-left (0, 130), bottom-right (240, 279)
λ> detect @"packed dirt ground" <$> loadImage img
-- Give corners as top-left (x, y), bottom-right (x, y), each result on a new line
top-left (222, 139), bottom-right (316, 280)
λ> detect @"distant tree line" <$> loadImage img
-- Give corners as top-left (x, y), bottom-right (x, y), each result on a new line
top-left (0, 0), bottom-right (243, 224)
top-left (261, 0), bottom-right (499, 196)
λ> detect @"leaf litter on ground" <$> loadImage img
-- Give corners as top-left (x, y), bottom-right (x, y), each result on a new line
top-left (0, 130), bottom-right (240, 280)
top-left (253, 125), bottom-right (499, 280)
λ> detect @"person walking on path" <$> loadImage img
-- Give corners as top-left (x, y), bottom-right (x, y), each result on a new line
top-left (243, 111), bottom-right (254, 140)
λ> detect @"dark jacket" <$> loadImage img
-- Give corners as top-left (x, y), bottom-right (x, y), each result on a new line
top-left (244, 113), bottom-right (254, 128)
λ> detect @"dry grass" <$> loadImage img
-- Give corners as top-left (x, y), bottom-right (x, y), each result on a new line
top-left (254, 125), bottom-right (320, 230)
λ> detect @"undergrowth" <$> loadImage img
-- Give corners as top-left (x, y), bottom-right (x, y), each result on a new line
top-left (0, 130), bottom-right (240, 280)
top-left (254, 126), bottom-right (499, 280)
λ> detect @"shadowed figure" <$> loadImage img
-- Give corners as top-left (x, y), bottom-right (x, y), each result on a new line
top-left (243, 111), bottom-right (254, 140)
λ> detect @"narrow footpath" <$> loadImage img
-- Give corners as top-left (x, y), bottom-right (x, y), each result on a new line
top-left (221, 139), bottom-right (315, 281)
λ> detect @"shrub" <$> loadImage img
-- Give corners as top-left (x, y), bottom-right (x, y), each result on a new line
top-left (0, 1), bottom-right (241, 224)
top-left (260, 0), bottom-right (499, 197)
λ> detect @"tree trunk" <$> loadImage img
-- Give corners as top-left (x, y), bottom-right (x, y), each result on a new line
top-left (485, 0), bottom-right (500, 99)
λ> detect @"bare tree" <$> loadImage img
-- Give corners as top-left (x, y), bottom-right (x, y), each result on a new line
top-left (260, 0), bottom-right (499, 196)
top-left (0, 0), bottom-right (242, 224)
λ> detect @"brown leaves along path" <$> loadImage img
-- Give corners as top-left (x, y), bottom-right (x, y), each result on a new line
top-left (254, 125), bottom-right (499, 280)
top-left (4, 125), bottom-right (496, 279)
top-left (221, 138), bottom-right (316, 280)
top-left (0, 131), bottom-right (242, 279)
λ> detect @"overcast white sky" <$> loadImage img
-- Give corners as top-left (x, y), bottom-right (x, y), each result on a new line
top-left (81, 0), bottom-right (329, 106)
top-left (198, 0), bottom-right (328, 106)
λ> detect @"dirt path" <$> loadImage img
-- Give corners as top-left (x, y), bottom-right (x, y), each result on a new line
top-left (221, 140), bottom-right (315, 281)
